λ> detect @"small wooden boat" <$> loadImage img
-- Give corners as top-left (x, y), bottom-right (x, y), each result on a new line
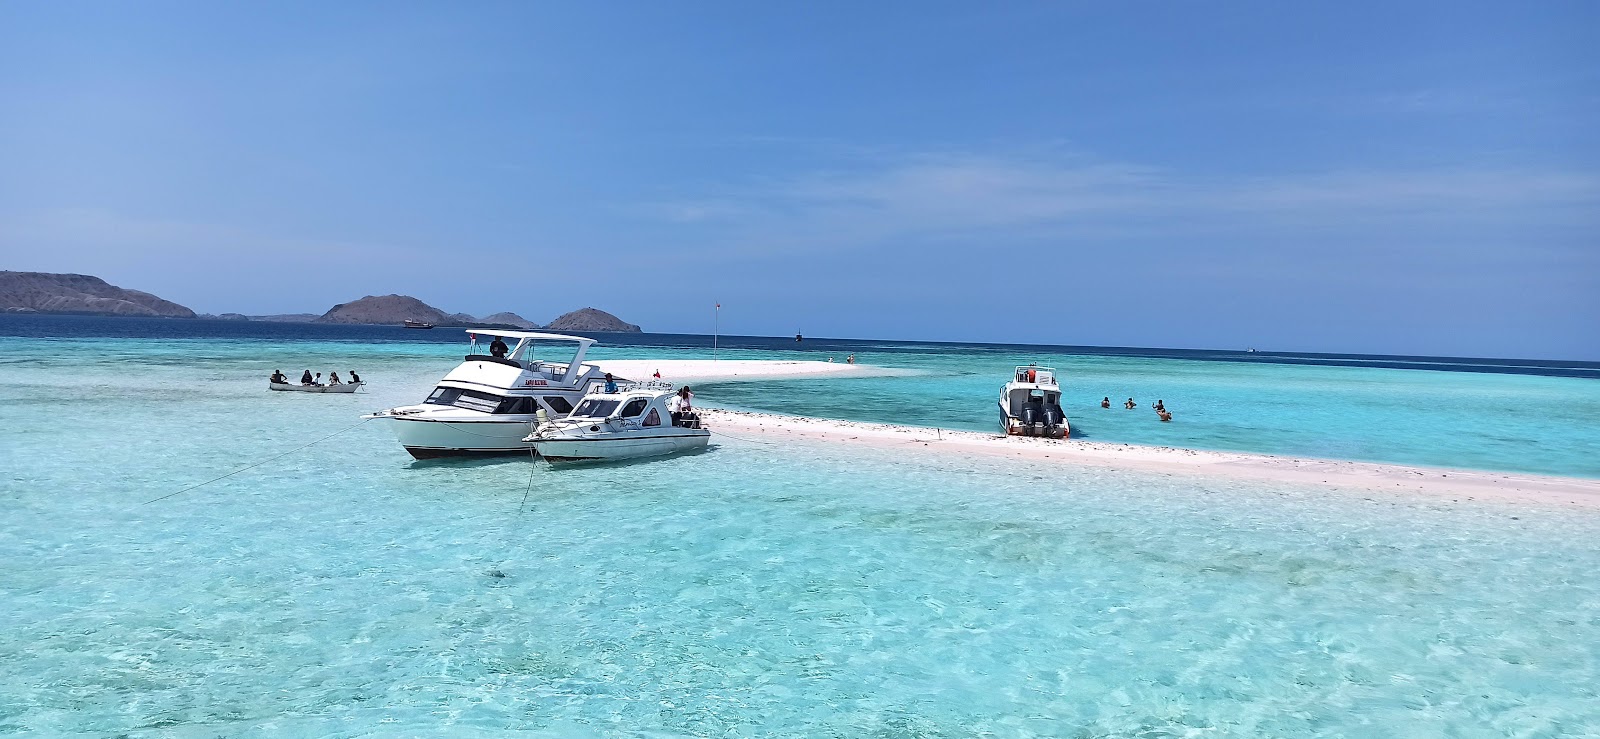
top-left (403, 319), bottom-right (435, 329)
top-left (270, 382), bottom-right (363, 394)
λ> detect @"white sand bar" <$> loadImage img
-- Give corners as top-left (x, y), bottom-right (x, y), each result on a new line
top-left (701, 409), bottom-right (1600, 509)
top-left (595, 359), bottom-right (906, 384)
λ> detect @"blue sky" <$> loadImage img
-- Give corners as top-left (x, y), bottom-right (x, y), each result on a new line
top-left (1, 2), bottom-right (1596, 358)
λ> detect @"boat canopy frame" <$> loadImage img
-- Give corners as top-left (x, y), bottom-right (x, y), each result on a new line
top-left (464, 329), bottom-right (597, 385)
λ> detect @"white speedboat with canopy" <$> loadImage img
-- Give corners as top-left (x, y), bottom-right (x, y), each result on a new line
top-left (366, 330), bottom-right (612, 459)
top-left (524, 382), bottom-right (709, 463)
top-left (999, 365), bottom-right (1069, 438)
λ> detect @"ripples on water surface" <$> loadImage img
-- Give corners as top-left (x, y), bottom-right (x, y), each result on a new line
top-left (1, 323), bottom-right (1598, 735)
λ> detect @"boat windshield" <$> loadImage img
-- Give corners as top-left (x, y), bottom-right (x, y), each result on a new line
top-left (572, 398), bottom-right (621, 418)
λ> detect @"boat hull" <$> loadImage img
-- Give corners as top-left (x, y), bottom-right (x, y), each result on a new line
top-left (270, 382), bottom-right (362, 393)
top-left (387, 416), bottom-right (538, 459)
top-left (534, 431), bottom-right (709, 463)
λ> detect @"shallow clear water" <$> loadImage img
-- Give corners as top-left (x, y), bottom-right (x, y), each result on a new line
top-left (4, 316), bottom-right (1599, 477)
top-left (705, 351), bottom-right (1600, 479)
top-left (2, 336), bottom-right (1599, 736)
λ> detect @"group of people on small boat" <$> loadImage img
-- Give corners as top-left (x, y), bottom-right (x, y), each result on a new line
top-left (1103, 396), bottom-right (1172, 422)
top-left (271, 369), bottom-right (361, 387)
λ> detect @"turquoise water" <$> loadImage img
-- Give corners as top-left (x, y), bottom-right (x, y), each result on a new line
top-left (2, 337), bottom-right (1599, 735)
top-left (700, 350), bottom-right (1600, 479)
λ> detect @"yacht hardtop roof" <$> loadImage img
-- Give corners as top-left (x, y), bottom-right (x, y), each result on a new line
top-left (464, 329), bottom-right (594, 344)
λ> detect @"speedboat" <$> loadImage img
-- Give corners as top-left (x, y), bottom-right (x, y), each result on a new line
top-left (999, 365), bottom-right (1069, 438)
top-left (524, 384), bottom-right (709, 463)
top-left (270, 381), bottom-right (363, 394)
top-left (365, 330), bottom-right (612, 459)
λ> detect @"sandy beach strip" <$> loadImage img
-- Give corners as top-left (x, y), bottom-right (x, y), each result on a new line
top-left (594, 359), bottom-right (909, 384)
top-left (700, 409), bottom-right (1600, 509)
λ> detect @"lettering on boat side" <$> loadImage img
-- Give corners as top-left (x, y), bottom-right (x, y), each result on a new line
top-left (524, 380), bottom-right (548, 386)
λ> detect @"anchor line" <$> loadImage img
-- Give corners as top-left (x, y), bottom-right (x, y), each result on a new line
top-left (706, 428), bottom-right (782, 446)
top-left (519, 446), bottom-right (538, 513)
top-left (142, 418), bottom-right (374, 505)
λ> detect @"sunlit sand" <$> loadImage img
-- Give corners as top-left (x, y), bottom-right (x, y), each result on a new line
top-left (701, 408), bottom-right (1600, 509)
top-left (594, 359), bottom-right (907, 383)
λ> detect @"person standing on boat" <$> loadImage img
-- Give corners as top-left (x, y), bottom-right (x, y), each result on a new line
top-left (270, 370), bottom-right (288, 384)
top-left (489, 336), bottom-right (509, 359)
top-left (669, 386), bottom-right (693, 427)
top-left (604, 373), bottom-right (618, 393)
top-left (300, 370), bottom-right (314, 385)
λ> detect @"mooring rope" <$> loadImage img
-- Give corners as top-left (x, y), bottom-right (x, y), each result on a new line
top-left (142, 418), bottom-right (374, 505)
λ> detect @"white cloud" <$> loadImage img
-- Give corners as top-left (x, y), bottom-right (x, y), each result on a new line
top-left (642, 153), bottom-right (1600, 255)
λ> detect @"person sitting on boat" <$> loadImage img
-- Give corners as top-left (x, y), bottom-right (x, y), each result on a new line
top-left (270, 370), bottom-right (288, 384)
top-left (314, 372), bottom-right (325, 386)
top-left (349, 370), bottom-right (361, 384)
top-left (489, 336), bottom-right (509, 359)
top-left (1125, 397), bottom-right (1136, 409)
top-left (328, 372), bottom-right (343, 386)
top-left (603, 373), bottom-right (618, 393)
top-left (300, 370), bottom-right (314, 385)
top-left (1101, 396), bottom-right (1111, 409)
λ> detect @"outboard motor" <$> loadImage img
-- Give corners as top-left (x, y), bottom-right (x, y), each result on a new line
top-left (1042, 403), bottom-right (1063, 430)
top-left (1018, 403), bottom-right (1038, 436)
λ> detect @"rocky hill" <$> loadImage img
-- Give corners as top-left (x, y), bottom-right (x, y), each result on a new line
top-left (544, 307), bottom-right (642, 333)
top-left (0, 271), bottom-right (195, 317)
top-left (315, 295), bottom-right (453, 325)
top-left (478, 312), bottom-right (539, 329)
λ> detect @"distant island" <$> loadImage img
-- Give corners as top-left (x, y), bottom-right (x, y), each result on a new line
top-left (0, 272), bottom-right (641, 332)
top-left (1, 271), bottom-right (196, 318)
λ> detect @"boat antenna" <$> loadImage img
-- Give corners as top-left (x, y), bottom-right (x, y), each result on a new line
top-left (713, 301), bottom-right (720, 362)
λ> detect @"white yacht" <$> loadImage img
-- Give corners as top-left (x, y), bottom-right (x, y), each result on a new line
top-left (999, 364), bottom-right (1069, 438)
top-left (366, 330), bottom-right (612, 459)
top-left (524, 384), bottom-right (709, 463)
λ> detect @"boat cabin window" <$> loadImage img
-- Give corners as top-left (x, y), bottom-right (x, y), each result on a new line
top-left (495, 396), bottom-right (537, 415)
top-left (451, 389), bottom-right (503, 414)
top-left (543, 397), bottom-right (574, 414)
top-left (643, 408), bottom-right (661, 427)
top-left (619, 398), bottom-right (649, 418)
top-left (425, 387), bottom-right (463, 405)
top-left (572, 398), bottom-right (621, 418)
top-left (426, 386), bottom-right (533, 414)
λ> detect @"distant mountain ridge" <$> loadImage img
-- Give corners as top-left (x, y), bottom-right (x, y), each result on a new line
top-left (0, 271), bottom-right (195, 318)
top-left (313, 294), bottom-right (639, 332)
top-left (0, 273), bottom-right (639, 331)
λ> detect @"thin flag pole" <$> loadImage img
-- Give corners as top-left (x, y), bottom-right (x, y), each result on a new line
top-left (713, 301), bottom-right (720, 361)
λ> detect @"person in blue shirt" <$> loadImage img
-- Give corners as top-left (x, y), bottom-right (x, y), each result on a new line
top-left (603, 373), bottom-right (618, 393)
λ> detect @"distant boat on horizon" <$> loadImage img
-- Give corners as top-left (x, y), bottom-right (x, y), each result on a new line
top-left (403, 319), bottom-right (435, 329)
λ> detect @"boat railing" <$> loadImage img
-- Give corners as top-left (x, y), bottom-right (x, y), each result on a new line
top-left (1013, 365), bottom-right (1058, 385)
top-left (582, 378), bottom-right (675, 395)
